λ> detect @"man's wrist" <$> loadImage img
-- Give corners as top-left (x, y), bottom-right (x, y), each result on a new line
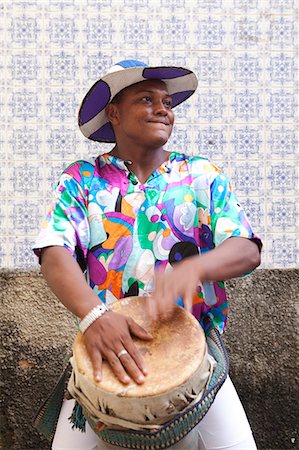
top-left (194, 256), bottom-right (208, 283)
top-left (79, 303), bottom-right (110, 334)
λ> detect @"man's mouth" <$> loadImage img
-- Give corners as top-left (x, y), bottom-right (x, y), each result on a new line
top-left (148, 120), bottom-right (170, 126)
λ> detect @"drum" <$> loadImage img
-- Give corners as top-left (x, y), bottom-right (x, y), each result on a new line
top-left (68, 296), bottom-right (215, 435)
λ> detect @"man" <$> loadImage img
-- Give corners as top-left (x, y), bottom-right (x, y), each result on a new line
top-left (34, 60), bottom-right (261, 449)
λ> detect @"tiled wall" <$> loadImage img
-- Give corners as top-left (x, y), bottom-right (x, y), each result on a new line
top-left (0, 0), bottom-right (298, 268)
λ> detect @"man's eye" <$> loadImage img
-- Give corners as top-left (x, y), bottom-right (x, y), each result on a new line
top-left (142, 96), bottom-right (152, 102)
top-left (164, 99), bottom-right (172, 108)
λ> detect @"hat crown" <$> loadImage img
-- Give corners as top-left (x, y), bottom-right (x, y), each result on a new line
top-left (107, 59), bottom-right (148, 74)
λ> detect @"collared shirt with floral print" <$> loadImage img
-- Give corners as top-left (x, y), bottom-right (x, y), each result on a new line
top-left (34, 152), bottom-right (262, 334)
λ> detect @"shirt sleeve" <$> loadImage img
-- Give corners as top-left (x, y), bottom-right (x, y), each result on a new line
top-left (210, 172), bottom-right (262, 252)
top-left (33, 162), bottom-right (91, 261)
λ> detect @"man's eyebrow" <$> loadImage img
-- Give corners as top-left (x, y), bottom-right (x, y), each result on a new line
top-left (136, 89), bottom-right (171, 96)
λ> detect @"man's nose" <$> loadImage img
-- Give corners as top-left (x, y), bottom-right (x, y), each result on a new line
top-left (154, 101), bottom-right (168, 115)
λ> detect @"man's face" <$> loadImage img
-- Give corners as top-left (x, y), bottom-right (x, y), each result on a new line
top-left (108, 79), bottom-right (175, 148)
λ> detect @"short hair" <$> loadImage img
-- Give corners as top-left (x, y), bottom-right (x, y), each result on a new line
top-left (110, 89), bottom-right (125, 105)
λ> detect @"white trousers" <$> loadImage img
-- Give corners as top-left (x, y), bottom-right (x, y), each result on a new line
top-left (52, 377), bottom-right (257, 450)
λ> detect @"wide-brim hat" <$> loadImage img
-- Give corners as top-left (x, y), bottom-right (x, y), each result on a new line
top-left (78, 59), bottom-right (198, 143)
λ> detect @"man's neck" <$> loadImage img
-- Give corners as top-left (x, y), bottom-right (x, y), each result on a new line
top-left (110, 145), bottom-right (170, 184)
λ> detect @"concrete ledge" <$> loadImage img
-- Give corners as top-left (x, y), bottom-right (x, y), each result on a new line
top-left (0, 269), bottom-right (298, 450)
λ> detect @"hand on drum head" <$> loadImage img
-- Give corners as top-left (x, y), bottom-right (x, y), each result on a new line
top-left (148, 257), bottom-right (203, 320)
top-left (83, 310), bottom-right (153, 385)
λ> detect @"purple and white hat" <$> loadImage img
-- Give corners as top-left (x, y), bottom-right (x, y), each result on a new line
top-left (78, 59), bottom-right (198, 143)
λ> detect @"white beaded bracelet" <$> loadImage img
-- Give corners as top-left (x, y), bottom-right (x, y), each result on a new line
top-left (79, 303), bottom-right (110, 334)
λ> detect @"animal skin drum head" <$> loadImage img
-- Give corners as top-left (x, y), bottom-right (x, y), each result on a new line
top-left (73, 296), bottom-right (206, 398)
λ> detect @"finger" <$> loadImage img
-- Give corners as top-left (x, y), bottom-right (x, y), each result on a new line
top-left (121, 337), bottom-right (148, 377)
top-left (153, 270), bottom-right (171, 318)
top-left (88, 346), bottom-right (103, 383)
top-left (127, 318), bottom-right (153, 341)
top-left (117, 347), bottom-right (146, 384)
top-left (157, 284), bottom-right (177, 320)
top-left (183, 289), bottom-right (194, 313)
top-left (105, 351), bottom-right (131, 384)
top-left (145, 295), bottom-right (158, 322)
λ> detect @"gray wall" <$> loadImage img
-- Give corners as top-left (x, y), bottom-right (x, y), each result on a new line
top-left (0, 269), bottom-right (298, 450)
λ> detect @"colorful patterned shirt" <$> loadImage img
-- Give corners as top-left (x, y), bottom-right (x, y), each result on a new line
top-left (33, 152), bottom-right (262, 334)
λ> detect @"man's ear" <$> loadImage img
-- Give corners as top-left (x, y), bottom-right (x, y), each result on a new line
top-left (105, 103), bottom-right (120, 125)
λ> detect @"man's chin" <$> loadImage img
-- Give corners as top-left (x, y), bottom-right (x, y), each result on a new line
top-left (151, 131), bottom-right (172, 147)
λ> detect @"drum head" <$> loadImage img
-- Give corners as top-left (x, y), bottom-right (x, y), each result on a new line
top-left (74, 296), bottom-right (206, 398)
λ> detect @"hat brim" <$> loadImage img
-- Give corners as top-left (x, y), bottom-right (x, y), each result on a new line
top-left (78, 66), bottom-right (198, 143)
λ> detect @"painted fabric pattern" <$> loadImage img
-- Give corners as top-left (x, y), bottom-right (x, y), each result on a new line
top-left (34, 152), bottom-right (262, 334)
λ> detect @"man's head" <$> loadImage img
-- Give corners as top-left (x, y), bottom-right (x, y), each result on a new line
top-left (105, 79), bottom-right (174, 148)
top-left (78, 60), bottom-right (198, 143)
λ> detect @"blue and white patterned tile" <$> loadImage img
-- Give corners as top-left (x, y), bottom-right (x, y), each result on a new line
top-left (269, 0), bottom-right (295, 11)
top-left (266, 162), bottom-right (298, 196)
top-left (44, 14), bottom-right (80, 48)
top-left (266, 89), bottom-right (297, 122)
top-left (0, 87), bottom-right (5, 124)
top-left (268, 16), bottom-right (297, 50)
top-left (266, 53), bottom-right (297, 86)
top-left (0, 238), bottom-right (9, 268)
top-left (81, 16), bottom-right (117, 50)
top-left (0, 200), bottom-right (7, 235)
top-left (154, 53), bottom-right (189, 69)
top-left (44, 161), bottom-right (71, 198)
top-left (122, 0), bottom-right (153, 13)
top-left (195, 126), bottom-right (228, 161)
top-left (237, 196), bottom-right (265, 231)
top-left (231, 161), bottom-right (264, 197)
top-left (232, 53), bottom-right (262, 86)
top-left (78, 140), bottom-right (111, 160)
top-left (45, 126), bottom-right (81, 160)
top-left (158, 0), bottom-right (187, 9)
top-left (266, 199), bottom-right (298, 233)
top-left (195, 90), bottom-right (227, 123)
top-left (194, 16), bottom-right (227, 50)
top-left (44, 51), bottom-right (79, 85)
top-left (170, 97), bottom-right (193, 123)
top-left (27, 0), bottom-right (82, 12)
top-left (10, 237), bottom-right (39, 268)
top-left (7, 50), bottom-right (41, 85)
top-left (0, 128), bottom-right (6, 159)
top-left (7, 126), bottom-right (42, 160)
top-left (152, 15), bottom-right (194, 50)
top-left (230, 126), bottom-right (263, 159)
top-left (7, 89), bottom-right (41, 123)
top-left (8, 13), bottom-right (42, 49)
top-left (231, 89), bottom-right (263, 123)
top-left (0, 51), bottom-right (4, 88)
top-left (0, 7), bottom-right (5, 47)
top-left (118, 16), bottom-right (155, 50)
top-left (267, 234), bottom-right (298, 268)
top-left (83, 52), bottom-right (113, 83)
top-left (231, 0), bottom-right (265, 12)
top-left (231, 18), bottom-right (262, 50)
top-left (7, 200), bottom-right (44, 236)
top-left (165, 124), bottom-right (194, 154)
top-left (193, 53), bottom-right (227, 87)
top-left (45, 88), bottom-right (79, 123)
top-left (7, 162), bottom-right (44, 198)
top-left (266, 126), bottom-right (298, 160)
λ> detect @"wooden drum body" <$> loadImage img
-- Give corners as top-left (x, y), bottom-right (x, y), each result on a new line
top-left (68, 296), bottom-right (214, 432)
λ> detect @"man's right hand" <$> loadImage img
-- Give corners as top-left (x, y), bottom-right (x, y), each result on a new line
top-left (40, 246), bottom-right (153, 386)
top-left (83, 310), bottom-right (153, 385)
